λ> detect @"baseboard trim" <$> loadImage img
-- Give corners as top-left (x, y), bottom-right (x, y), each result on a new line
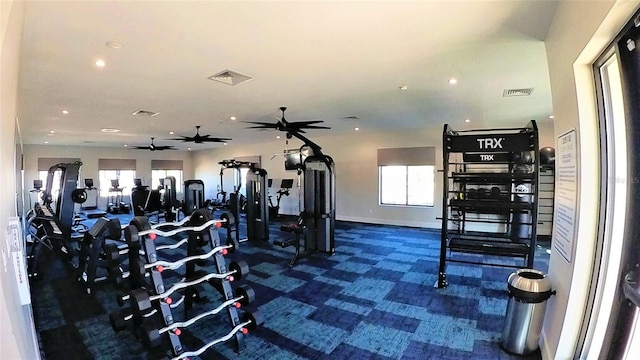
top-left (336, 215), bottom-right (441, 230)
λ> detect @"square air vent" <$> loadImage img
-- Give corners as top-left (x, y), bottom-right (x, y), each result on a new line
top-left (132, 109), bottom-right (159, 117)
top-left (207, 69), bottom-right (253, 86)
top-left (503, 88), bottom-right (534, 97)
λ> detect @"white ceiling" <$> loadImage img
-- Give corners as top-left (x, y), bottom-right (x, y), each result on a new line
top-left (17, 1), bottom-right (558, 151)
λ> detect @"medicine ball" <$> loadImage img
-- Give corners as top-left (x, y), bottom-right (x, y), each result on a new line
top-left (540, 147), bottom-right (555, 165)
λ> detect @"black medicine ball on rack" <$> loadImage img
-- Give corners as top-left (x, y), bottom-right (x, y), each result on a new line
top-left (540, 147), bottom-right (556, 165)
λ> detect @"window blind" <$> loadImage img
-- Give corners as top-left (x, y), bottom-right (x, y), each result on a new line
top-left (377, 147), bottom-right (435, 166)
top-left (37, 157), bottom-right (81, 171)
top-left (151, 160), bottom-right (183, 170)
top-left (98, 158), bottom-right (136, 170)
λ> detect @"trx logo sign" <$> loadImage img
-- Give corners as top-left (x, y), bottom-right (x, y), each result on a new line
top-left (480, 155), bottom-right (494, 161)
top-left (476, 138), bottom-right (504, 149)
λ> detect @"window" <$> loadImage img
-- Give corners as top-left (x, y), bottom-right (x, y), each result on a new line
top-left (238, 167), bottom-right (250, 197)
top-left (98, 158), bottom-right (137, 197)
top-left (379, 165), bottom-right (435, 206)
top-left (152, 170), bottom-right (183, 193)
top-left (377, 147), bottom-right (436, 207)
top-left (38, 169), bottom-right (62, 204)
top-left (99, 170), bottom-right (136, 196)
top-left (151, 159), bottom-right (184, 194)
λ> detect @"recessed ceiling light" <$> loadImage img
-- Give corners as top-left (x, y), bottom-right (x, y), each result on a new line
top-left (44, 141), bottom-right (48, 144)
top-left (49, 130), bottom-right (55, 134)
top-left (123, 144), bottom-right (128, 147)
top-left (449, 78), bottom-right (458, 85)
top-left (47, 133), bottom-right (54, 136)
top-left (223, 142), bottom-right (228, 146)
top-left (100, 128), bottom-right (120, 133)
top-left (399, 85), bottom-right (408, 90)
top-left (62, 110), bottom-right (69, 115)
top-left (230, 116), bottom-right (237, 121)
top-left (95, 59), bottom-right (106, 68)
top-left (105, 40), bottom-right (124, 49)
top-left (276, 135), bottom-right (281, 139)
top-left (549, 115), bottom-right (555, 119)
top-left (354, 127), bottom-right (360, 131)
top-left (187, 147), bottom-right (192, 151)
top-left (169, 131), bottom-right (175, 135)
top-left (465, 119), bottom-right (471, 123)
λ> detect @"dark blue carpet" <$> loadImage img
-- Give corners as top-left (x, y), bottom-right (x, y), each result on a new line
top-left (29, 213), bottom-right (548, 359)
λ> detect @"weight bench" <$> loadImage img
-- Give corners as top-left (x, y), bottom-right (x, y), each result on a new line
top-left (274, 218), bottom-right (306, 267)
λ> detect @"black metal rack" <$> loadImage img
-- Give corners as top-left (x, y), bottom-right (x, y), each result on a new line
top-left (437, 121), bottom-right (539, 288)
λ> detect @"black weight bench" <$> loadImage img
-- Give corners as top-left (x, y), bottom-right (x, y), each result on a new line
top-left (274, 220), bottom-right (306, 267)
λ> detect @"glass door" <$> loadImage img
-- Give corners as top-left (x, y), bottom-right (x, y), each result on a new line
top-left (581, 9), bottom-right (640, 359)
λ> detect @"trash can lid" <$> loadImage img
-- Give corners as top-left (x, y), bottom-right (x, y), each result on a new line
top-left (508, 268), bottom-right (552, 293)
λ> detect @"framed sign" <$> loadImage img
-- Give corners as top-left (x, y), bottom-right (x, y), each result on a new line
top-left (552, 129), bottom-right (578, 264)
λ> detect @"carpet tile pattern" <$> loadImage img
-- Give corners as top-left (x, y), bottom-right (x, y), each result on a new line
top-left (30, 214), bottom-right (548, 359)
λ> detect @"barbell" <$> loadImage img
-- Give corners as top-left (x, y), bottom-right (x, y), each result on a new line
top-left (171, 311), bottom-right (264, 360)
top-left (140, 285), bottom-right (255, 346)
top-left (130, 261), bottom-right (249, 316)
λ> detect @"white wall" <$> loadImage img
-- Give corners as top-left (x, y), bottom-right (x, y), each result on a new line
top-left (542, 1), bottom-right (639, 359)
top-left (1, 0), bottom-right (39, 358)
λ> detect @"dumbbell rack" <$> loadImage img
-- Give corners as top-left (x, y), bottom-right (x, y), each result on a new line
top-left (438, 121), bottom-right (539, 288)
top-left (123, 211), bottom-right (252, 358)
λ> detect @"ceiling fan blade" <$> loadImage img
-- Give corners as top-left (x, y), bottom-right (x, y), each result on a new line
top-left (155, 146), bottom-right (177, 150)
top-left (167, 136), bottom-right (192, 141)
top-left (197, 137), bottom-right (232, 143)
top-left (244, 121), bottom-right (278, 126)
top-left (246, 125), bottom-right (278, 130)
top-left (132, 146), bottom-right (151, 149)
top-left (297, 125), bottom-right (331, 130)
top-left (290, 120), bottom-right (325, 126)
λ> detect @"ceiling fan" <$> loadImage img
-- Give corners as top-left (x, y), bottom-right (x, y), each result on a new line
top-left (168, 125), bottom-right (231, 144)
top-left (132, 137), bottom-right (177, 151)
top-left (245, 107), bottom-right (330, 134)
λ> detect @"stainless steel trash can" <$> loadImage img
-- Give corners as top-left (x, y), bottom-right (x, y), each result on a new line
top-left (501, 268), bottom-right (554, 355)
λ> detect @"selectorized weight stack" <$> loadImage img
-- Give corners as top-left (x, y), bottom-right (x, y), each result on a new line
top-left (220, 159), bottom-right (270, 243)
top-left (302, 154), bottom-right (336, 255)
top-left (245, 165), bottom-right (269, 242)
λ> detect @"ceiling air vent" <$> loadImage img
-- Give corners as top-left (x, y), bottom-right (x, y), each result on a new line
top-left (208, 69), bottom-right (253, 86)
top-left (132, 109), bottom-right (159, 117)
top-left (503, 88), bottom-right (534, 97)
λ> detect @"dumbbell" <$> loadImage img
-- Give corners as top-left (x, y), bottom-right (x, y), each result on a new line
top-left (219, 212), bottom-right (236, 228)
top-left (130, 261), bottom-right (250, 316)
top-left (490, 186), bottom-right (502, 199)
top-left (109, 296), bottom-right (184, 332)
top-left (140, 285), bottom-right (256, 346)
top-left (110, 264), bottom-right (155, 286)
top-left (225, 236), bottom-right (250, 254)
top-left (172, 310), bottom-right (264, 360)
